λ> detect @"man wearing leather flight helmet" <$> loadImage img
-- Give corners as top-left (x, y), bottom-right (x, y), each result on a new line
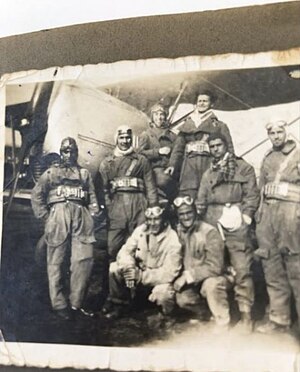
top-left (31, 137), bottom-right (100, 320)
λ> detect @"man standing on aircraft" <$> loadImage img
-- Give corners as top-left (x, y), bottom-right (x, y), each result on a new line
top-left (102, 206), bottom-right (182, 322)
top-left (165, 90), bottom-right (234, 199)
top-left (196, 133), bottom-right (259, 332)
top-left (255, 121), bottom-right (300, 334)
top-left (99, 125), bottom-right (158, 262)
top-left (173, 196), bottom-right (231, 331)
top-left (138, 103), bottom-right (177, 201)
top-left (31, 137), bottom-right (100, 320)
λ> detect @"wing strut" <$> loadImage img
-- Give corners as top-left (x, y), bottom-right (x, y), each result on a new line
top-left (4, 82), bottom-right (54, 221)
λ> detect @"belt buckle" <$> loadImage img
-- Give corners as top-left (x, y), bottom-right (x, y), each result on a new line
top-left (65, 187), bottom-right (70, 197)
top-left (131, 178), bottom-right (138, 187)
top-left (56, 186), bottom-right (62, 196)
top-left (278, 183), bottom-right (288, 196)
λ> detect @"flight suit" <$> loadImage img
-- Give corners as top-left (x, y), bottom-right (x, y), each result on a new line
top-left (31, 164), bottom-right (99, 311)
top-left (138, 125), bottom-right (177, 200)
top-left (169, 111), bottom-right (234, 199)
top-left (99, 151), bottom-right (158, 261)
top-left (256, 140), bottom-right (300, 326)
top-left (109, 223), bottom-right (182, 314)
top-left (176, 220), bottom-right (231, 325)
top-left (197, 157), bottom-right (260, 313)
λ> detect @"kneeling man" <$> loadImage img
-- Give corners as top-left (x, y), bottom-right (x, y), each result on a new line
top-left (103, 206), bottom-right (182, 319)
top-left (174, 196), bottom-right (231, 330)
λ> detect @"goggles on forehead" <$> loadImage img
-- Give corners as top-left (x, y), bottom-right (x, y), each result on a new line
top-left (173, 196), bottom-right (194, 208)
top-left (145, 206), bottom-right (164, 218)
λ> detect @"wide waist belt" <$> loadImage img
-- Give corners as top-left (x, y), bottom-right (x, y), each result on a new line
top-left (110, 177), bottom-right (144, 192)
top-left (185, 141), bottom-right (210, 155)
top-left (48, 186), bottom-right (88, 204)
top-left (264, 182), bottom-right (300, 202)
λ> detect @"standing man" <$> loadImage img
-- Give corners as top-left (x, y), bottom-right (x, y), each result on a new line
top-left (196, 133), bottom-right (260, 332)
top-left (31, 137), bottom-right (100, 320)
top-left (102, 206), bottom-right (182, 321)
top-left (166, 90), bottom-right (234, 199)
top-left (99, 125), bottom-right (158, 261)
top-left (255, 120), bottom-right (300, 333)
top-left (138, 103), bottom-right (177, 201)
top-left (173, 196), bottom-right (231, 330)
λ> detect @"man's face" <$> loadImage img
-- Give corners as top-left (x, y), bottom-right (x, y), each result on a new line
top-left (177, 204), bottom-right (196, 229)
top-left (195, 94), bottom-right (212, 114)
top-left (209, 138), bottom-right (227, 160)
top-left (147, 216), bottom-right (164, 235)
top-left (152, 111), bottom-right (166, 128)
top-left (268, 127), bottom-right (286, 149)
top-left (61, 149), bottom-right (77, 166)
top-left (117, 133), bottom-right (132, 151)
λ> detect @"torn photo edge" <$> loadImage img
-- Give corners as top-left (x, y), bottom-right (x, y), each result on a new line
top-left (0, 47), bottom-right (300, 371)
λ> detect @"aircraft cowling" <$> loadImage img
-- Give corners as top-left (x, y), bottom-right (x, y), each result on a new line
top-left (43, 82), bottom-right (149, 176)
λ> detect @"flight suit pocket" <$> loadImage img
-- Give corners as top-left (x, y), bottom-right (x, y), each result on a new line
top-left (45, 205), bottom-right (69, 247)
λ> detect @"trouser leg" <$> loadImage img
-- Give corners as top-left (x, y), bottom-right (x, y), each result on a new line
top-left (179, 155), bottom-right (210, 199)
top-left (261, 253), bottom-right (291, 326)
top-left (176, 286), bottom-right (202, 314)
top-left (201, 277), bottom-right (231, 325)
top-left (108, 262), bottom-right (131, 305)
top-left (108, 228), bottom-right (127, 262)
top-left (47, 241), bottom-right (69, 310)
top-left (69, 240), bottom-right (94, 308)
top-left (227, 239), bottom-right (254, 313)
top-left (285, 254), bottom-right (300, 325)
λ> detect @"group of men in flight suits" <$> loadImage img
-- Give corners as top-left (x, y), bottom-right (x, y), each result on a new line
top-left (31, 90), bottom-right (300, 336)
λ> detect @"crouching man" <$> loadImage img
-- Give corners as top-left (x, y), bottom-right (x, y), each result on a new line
top-left (174, 196), bottom-right (231, 331)
top-left (103, 206), bottom-right (182, 321)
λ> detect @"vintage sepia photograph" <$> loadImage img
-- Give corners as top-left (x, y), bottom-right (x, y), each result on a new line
top-left (0, 47), bottom-right (300, 370)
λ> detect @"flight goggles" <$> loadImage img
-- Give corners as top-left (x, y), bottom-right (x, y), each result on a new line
top-left (145, 206), bottom-right (164, 218)
top-left (173, 196), bottom-right (194, 208)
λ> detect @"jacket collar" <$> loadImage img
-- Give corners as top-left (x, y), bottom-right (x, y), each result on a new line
top-left (180, 111), bottom-right (218, 133)
top-left (145, 223), bottom-right (171, 243)
top-left (281, 140), bottom-right (297, 155)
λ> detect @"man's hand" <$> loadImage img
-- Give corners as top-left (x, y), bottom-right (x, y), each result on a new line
top-left (195, 202), bottom-right (206, 216)
top-left (174, 275), bottom-right (187, 292)
top-left (242, 214), bottom-right (252, 225)
top-left (123, 267), bottom-right (141, 288)
top-left (164, 166), bottom-right (174, 176)
top-left (159, 146), bottom-right (171, 156)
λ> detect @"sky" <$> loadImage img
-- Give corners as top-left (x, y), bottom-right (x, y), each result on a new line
top-left (0, 0), bottom-right (291, 38)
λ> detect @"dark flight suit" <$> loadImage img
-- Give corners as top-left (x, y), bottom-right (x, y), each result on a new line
top-left (169, 111), bottom-right (234, 199)
top-left (138, 125), bottom-right (177, 200)
top-left (31, 164), bottom-right (99, 311)
top-left (176, 220), bottom-right (231, 326)
top-left (256, 140), bottom-right (300, 327)
top-left (99, 151), bottom-right (158, 261)
top-left (197, 157), bottom-right (260, 313)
